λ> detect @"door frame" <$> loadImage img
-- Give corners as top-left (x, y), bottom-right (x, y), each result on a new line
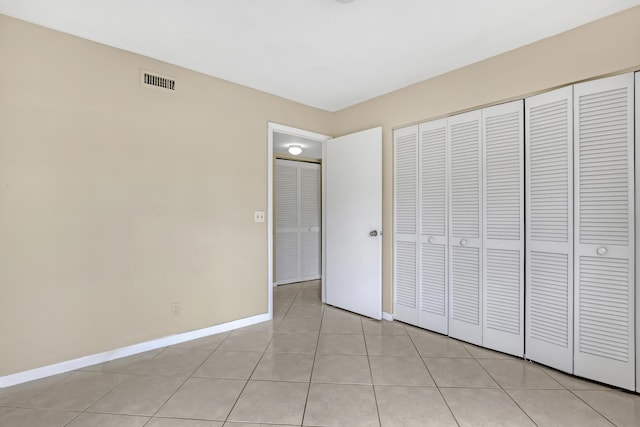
top-left (267, 122), bottom-right (330, 318)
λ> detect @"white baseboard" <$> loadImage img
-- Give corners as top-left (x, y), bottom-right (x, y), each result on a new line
top-left (0, 312), bottom-right (270, 389)
top-left (382, 311), bottom-right (394, 321)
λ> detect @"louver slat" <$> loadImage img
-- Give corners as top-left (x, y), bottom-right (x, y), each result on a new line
top-left (396, 241), bottom-right (417, 309)
top-left (529, 100), bottom-right (570, 242)
top-left (301, 168), bottom-right (320, 228)
top-left (529, 252), bottom-right (569, 347)
top-left (578, 257), bottom-right (629, 362)
top-left (485, 249), bottom-right (520, 335)
top-left (421, 243), bottom-right (446, 316)
top-left (578, 87), bottom-right (630, 246)
top-left (421, 127), bottom-right (447, 236)
top-left (485, 111), bottom-right (521, 240)
top-left (395, 133), bottom-right (418, 235)
top-left (450, 122), bottom-right (480, 238)
top-left (451, 246), bottom-right (480, 325)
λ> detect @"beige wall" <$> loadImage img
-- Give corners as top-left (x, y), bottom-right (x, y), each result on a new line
top-left (2, 5), bottom-right (640, 378)
top-left (332, 5), bottom-right (640, 313)
top-left (0, 14), bottom-right (332, 376)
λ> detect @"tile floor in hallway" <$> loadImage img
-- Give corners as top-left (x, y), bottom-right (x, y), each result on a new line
top-left (1, 280), bottom-right (640, 426)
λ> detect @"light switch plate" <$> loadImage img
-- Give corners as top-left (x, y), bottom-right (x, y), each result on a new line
top-left (254, 211), bottom-right (265, 222)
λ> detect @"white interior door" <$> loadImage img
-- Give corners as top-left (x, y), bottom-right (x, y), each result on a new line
top-left (324, 127), bottom-right (382, 319)
top-left (574, 73), bottom-right (635, 391)
top-left (482, 100), bottom-right (524, 357)
top-left (525, 86), bottom-right (574, 373)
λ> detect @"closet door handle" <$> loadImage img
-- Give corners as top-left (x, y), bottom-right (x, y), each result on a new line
top-left (428, 237), bottom-right (435, 244)
top-left (596, 247), bottom-right (608, 256)
top-left (460, 239), bottom-right (467, 246)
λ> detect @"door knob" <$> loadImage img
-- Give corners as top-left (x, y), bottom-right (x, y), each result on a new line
top-left (369, 230), bottom-right (378, 237)
top-left (428, 237), bottom-right (435, 243)
top-left (460, 239), bottom-right (467, 246)
top-left (597, 247), bottom-right (608, 256)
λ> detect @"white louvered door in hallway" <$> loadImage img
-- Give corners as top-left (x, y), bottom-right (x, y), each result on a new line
top-left (525, 86), bottom-right (574, 374)
top-left (573, 74), bottom-right (635, 390)
top-left (448, 110), bottom-right (483, 346)
top-left (482, 101), bottom-right (524, 357)
top-left (275, 159), bottom-right (321, 285)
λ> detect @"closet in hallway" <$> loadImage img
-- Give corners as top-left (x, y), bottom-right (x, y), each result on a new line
top-left (393, 72), bottom-right (638, 391)
top-left (275, 159), bottom-right (321, 285)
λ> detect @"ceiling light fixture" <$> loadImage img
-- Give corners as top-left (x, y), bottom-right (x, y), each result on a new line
top-left (288, 144), bottom-right (303, 155)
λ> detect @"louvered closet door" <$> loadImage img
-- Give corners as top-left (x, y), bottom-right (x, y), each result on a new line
top-left (574, 73), bottom-right (635, 391)
top-left (419, 118), bottom-right (449, 334)
top-left (393, 125), bottom-right (419, 324)
top-left (482, 101), bottom-right (524, 357)
top-left (636, 72), bottom-right (640, 393)
top-left (299, 163), bottom-right (321, 280)
top-left (525, 87), bottom-right (574, 373)
top-left (448, 110), bottom-right (483, 346)
top-left (275, 160), bottom-right (299, 284)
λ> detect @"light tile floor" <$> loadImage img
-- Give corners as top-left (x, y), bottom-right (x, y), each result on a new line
top-left (1, 280), bottom-right (640, 426)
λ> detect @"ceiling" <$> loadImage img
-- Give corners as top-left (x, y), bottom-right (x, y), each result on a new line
top-left (274, 132), bottom-right (324, 160)
top-left (1, 0), bottom-right (639, 112)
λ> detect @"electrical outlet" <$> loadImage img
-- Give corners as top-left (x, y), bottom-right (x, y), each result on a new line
top-left (254, 211), bottom-right (265, 222)
top-left (170, 302), bottom-right (182, 317)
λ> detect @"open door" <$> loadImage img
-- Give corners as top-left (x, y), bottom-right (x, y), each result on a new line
top-left (323, 127), bottom-right (382, 319)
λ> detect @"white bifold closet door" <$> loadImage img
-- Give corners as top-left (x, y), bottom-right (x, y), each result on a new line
top-left (525, 86), bottom-right (574, 373)
top-left (636, 71), bottom-right (640, 394)
top-left (419, 118), bottom-right (449, 334)
top-left (574, 73), bottom-right (635, 391)
top-left (393, 125), bottom-right (419, 324)
top-left (275, 159), bottom-right (321, 285)
top-left (393, 125), bottom-right (419, 325)
top-left (448, 110), bottom-right (483, 346)
top-left (482, 101), bottom-right (524, 357)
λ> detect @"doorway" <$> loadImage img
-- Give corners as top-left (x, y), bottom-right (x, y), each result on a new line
top-left (267, 123), bottom-right (330, 319)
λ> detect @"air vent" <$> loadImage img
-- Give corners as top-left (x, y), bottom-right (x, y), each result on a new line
top-left (141, 70), bottom-right (175, 91)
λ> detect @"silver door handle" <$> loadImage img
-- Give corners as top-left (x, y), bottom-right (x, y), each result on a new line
top-left (460, 239), bottom-right (467, 246)
top-left (597, 247), bottom-right (608, 256)
top-left (369, 230), bottom-right (378, 237)
top-left (428, 237), bottom-right (435, 243)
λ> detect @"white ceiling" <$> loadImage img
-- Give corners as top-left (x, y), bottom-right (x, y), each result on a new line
top-left (1, 0), bottom-right (639, 111)
top-left (274, 132), bottom-right (324, 160)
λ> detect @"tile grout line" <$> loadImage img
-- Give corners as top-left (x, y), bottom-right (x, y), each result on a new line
top-left (301, 281), bottom-right (325, 427)
top-left (405, 329), bottom-right (462, 427)
top-left (565, 387), bottom-right (622, 426)
top-left (139, 329), bottom-right (235, 426)
top-left (221, 283), bottom-right (304, 426)
top-left (468, 349), bottom-right (541, 427)
top-left (362, 317), bottom-right (383, 427)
